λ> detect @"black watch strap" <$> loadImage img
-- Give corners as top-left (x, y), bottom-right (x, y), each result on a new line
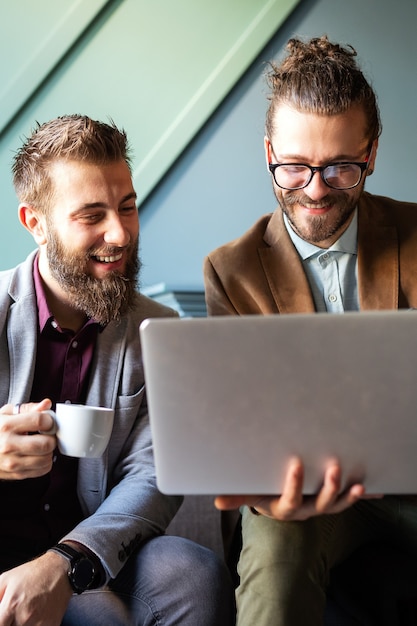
top-left (49, 542), bottom-right (98, 594)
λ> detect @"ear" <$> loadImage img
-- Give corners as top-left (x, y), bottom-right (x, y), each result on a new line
top-left (18, 204), bottom-right (47, 245)
top-left (366, 138), bottom-right (379, 176)
top-left (264, 136), bottom-right (272, 170)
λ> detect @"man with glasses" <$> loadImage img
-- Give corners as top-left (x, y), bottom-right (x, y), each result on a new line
top-left (204, 35), bottom-right (417, 625)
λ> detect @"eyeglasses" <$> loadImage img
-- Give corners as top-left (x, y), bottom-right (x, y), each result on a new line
top-left (268, 154), bottom-right (371, 191)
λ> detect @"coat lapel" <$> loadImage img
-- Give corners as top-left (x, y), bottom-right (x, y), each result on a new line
top-left (7, 302), bottom-right (38, 402)
top-left (86, 318), bottom-right (127, 408)
top-left (259, 210), bottom-right (316, 313)
top-left (6, 254), bottom-right (39, 403)
top-left (357, 195), bottom-right (398, 310)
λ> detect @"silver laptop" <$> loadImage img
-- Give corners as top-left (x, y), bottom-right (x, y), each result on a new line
top-left (139, 310), bottom-right (417, 495)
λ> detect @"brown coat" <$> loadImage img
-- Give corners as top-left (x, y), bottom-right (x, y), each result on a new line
top-left (204, 192), bottom-right (417, 315)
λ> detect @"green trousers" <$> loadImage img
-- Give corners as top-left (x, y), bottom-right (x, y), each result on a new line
top-left (236, 497), bottom-right (417, 626)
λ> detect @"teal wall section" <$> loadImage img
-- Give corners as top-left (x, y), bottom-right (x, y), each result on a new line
top-left (0, 0), bottom-right (109, 133)
top-left (0, 0), bottom-right (300, 269)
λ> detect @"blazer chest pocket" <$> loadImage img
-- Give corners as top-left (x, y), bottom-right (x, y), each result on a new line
top-left (115, 383), bottom-right (145, 413)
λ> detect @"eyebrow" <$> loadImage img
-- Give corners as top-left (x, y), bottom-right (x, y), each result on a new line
top-left (120, 192), bottom-right (138, 204)
top-left (276, 152), bottom-right (367, 163)
top-left (272, 142), bottom-right (371, 163)
top-left (77, 192), bottom-right (138, 211)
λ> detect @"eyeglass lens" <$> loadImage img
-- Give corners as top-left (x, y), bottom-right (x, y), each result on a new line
top-left (274, 163), bottom-right (363, 190)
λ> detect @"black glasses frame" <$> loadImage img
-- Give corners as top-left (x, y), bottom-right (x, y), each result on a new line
top-left (268, 158), bottom-right (370, 191)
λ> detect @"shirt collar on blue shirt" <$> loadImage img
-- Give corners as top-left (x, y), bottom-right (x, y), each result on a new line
top-left (283, 209), bottom-right (358, 260)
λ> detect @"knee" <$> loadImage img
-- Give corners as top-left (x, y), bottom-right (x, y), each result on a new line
top-left (169, 536), bottom-right (231, 586)
top-left (141, 536), bottom-right (236, 624)
top-left (141, 535), bottom-right (233, 593)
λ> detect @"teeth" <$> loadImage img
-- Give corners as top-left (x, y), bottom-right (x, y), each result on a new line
top-left (96, 253), bottom-right (123, 263)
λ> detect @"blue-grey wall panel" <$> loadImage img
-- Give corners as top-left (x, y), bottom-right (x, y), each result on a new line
top-left (0, 0), bottom-right (300, 269)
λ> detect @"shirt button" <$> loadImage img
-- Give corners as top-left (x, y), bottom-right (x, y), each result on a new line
top-left (44, 503), bottom-right (50, 512)
top-left (322, 253), bottom-right (330, 260)
top-left (72, 340), bottom-right (78, 348)
top-left (328, 294), bottom-right (337, 303)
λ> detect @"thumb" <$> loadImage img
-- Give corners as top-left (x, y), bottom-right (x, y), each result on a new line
top-left (34, 398), bottom-right (53, 412)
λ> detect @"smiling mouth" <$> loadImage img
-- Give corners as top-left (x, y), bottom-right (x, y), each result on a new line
top-left (93, 252), bottom-right (123, 263)
top-left (300, 204), bottom-right (334, 215)
top-left (300, 201), bottom-right (332, 210)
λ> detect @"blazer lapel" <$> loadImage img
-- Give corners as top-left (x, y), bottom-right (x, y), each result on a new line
top-left (86, 318), bottom-right (127, 408)
top-left (6, 256), bottom-right (39, 403)
top-left (357, 195), bottom-right (398, 310)
top-left (260, 209), bottom-right (316, 313)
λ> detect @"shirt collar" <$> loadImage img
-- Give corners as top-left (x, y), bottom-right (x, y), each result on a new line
top-left (283, 209), bottom-right (358, 260)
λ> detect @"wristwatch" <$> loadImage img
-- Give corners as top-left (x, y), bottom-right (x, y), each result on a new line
top-left (49, 543), bottom-right (97, 594)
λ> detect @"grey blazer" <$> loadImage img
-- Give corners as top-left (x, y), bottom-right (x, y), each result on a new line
top-left (0, 250), bottom-right (182, 581)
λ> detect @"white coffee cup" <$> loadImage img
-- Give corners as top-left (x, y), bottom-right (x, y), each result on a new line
top-left (45, 403), bottom-right (114, 458)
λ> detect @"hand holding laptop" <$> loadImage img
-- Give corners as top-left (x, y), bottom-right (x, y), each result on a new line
top-left (214, 457), bottom-right (382, 521)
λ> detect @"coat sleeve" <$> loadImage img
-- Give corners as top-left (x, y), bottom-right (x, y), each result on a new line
top-left (64, 394), bottom-right (182, 582)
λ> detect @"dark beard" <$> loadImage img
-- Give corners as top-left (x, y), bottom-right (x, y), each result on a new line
top-left (47, 231), bottom-right (140, 326)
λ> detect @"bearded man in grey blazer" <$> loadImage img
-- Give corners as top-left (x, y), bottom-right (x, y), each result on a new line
top-left (0, 115), bottom-right (234, 626)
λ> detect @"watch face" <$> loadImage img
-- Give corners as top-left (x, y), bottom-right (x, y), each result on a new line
top-left (72, 557), bottom-right (96, 592)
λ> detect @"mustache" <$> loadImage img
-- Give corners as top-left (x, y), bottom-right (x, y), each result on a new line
top-left (284, 191), bottom-right (348, 207)
top-left (88, 244), bottom-right (129, 258)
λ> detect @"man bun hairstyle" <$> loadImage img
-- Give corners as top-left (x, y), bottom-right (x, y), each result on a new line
top-left (265, 35), bottom-right (381, 144)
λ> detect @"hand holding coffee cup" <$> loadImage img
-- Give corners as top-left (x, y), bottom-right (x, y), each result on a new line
top-left (44, 403), bottom-right (114, 458)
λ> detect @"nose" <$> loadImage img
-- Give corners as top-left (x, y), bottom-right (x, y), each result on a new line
top-left (103, 213), bottom-right (130, 247)
top-left (303, 170), bottom-right (330, 201)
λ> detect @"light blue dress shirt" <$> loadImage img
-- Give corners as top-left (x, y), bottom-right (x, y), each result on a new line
top-left (283, 210), bottom-right (359, 313)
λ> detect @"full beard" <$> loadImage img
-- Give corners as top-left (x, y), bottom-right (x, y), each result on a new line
top-left (276, 189), bottom-right (359, 244)
top-left (47, 232), bottom-right (141, 326)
